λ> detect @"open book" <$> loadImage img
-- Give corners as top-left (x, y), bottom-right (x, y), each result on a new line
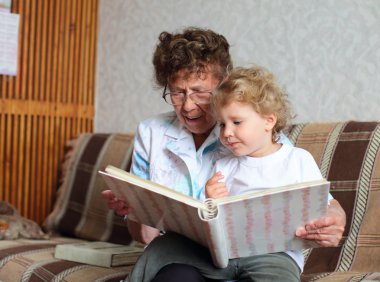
top-left (99, 165), bottom-right (330, 268)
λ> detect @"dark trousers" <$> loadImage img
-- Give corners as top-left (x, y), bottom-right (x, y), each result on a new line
top-left (152, 263), bottom-right (223, 282)
top-left (126, 233), bottom-right (300, 282)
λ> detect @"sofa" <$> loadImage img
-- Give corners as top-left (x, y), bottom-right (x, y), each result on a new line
top-left (0, 121), bottom-right (379, 282)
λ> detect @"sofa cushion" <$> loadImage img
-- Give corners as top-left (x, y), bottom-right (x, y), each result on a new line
top-left (43, 133), bottom-right (135, 244)
top-left (286, 121), bottom-right (380, 280)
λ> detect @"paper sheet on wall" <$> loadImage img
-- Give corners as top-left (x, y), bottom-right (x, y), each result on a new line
top-left (0, 0), bottom-right (11, 13)
top-left (0, 12), bottom-right (19, 75)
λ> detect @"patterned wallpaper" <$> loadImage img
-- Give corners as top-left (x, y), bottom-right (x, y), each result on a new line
top-left (95, 0), bottom-right (380, 133)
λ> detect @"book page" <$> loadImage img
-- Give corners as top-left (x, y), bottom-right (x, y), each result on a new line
top-left (217, 181), bottom-right (329, 258)
top-left (100, 171), bottom-right (211, 248)
top-left (213, 179), bottom-right (328, 206)
top-left (104, 166), bottom-right (206, 211)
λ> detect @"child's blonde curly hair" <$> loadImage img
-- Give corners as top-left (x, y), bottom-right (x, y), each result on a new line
top-left (212, 66), bottom-right (293, 142)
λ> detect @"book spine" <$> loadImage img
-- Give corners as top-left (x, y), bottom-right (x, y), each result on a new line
top-left (200, 198), bottom-right (218, 220)
top-left (55, 245), bottom-right (113, 267)
top-left (198, 203), bottom-right (229, 268)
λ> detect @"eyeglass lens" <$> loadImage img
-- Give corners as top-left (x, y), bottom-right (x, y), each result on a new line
top-left (167, 92), bottom-right (211, 105)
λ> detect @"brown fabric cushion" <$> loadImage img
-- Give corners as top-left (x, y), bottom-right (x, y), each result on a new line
top-left (0, 201), bottom-right (49, 240)
top-left (286, 121), bottom-right (380, 280)
top-left (43, 133), bottom-right (135, 244)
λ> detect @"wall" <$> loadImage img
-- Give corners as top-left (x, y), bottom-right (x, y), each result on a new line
top-left (95, 0), bottom-right (380, 133)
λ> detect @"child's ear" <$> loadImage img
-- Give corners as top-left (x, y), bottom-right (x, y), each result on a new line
top-left (264, 114), bottom-right (277, 131)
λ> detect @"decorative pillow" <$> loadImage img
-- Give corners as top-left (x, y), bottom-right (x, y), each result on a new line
top-left (0, 201), bottom-right (49, 240)
top-left (286, 121), bottom-right (380, 281)
top-left (43, 133), bottom-right (135, 244)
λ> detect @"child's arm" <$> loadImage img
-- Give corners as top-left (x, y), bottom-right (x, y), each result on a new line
top-left (205, 171), bottom-right (229, 199)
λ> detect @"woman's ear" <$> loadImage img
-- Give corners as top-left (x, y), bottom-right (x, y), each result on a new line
top-left (264, 114), bottom-right (277, 131)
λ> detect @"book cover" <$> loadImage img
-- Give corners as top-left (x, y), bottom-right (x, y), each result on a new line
top-left (54, 241), bottom-right (144, 267)
top-left (99, 165), bottom-right (330, 268)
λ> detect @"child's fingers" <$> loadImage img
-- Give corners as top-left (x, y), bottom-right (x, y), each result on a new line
top-left (206, 177), bottom-right (218, 186)
top-left (207, 171), bottom-right (224, 185)
top-left (207, 183), bottom-right (228, 199)
top-left (206, 184), bottom-right (219, 198)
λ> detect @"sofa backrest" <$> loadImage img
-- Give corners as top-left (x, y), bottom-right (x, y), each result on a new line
top-left (286, 121), bottom-right (380, 279)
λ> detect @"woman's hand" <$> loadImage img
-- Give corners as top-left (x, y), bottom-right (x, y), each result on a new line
top-left (205, 172), bottom-right (229, 199)
top-left (101, 190), bottom-right (133, 216)
top-left (101, 189), bottom-right (160, 244)
top-left (295, 199), bottom-right (346, 247)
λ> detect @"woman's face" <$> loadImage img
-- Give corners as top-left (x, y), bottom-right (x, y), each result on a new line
top-left (168, 69), bottom-right (219, 139)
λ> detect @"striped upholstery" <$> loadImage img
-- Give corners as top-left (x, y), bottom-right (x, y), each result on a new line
top-left (43, 133), bottom-right (135, 244)
top-left (286, 121), bottom-right (380, 281)
top-left (0, 122), bottom-right (379, 281)
top-left (0, 238), bottom-right (134, 281)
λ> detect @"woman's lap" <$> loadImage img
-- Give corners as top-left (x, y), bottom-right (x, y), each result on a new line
top-left (126, 232), bottom-right (300, 282)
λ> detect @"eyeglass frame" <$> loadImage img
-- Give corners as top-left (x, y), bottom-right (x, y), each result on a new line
top-left (161, 84), bottom-right (214, 106)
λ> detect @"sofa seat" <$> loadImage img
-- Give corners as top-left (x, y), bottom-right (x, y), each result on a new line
top-left (0, 238), bottom-right (379, 282)
top-left (301, 271), bottom-right (380, 281)
top-left (0, 121), bottom-right (379, 281)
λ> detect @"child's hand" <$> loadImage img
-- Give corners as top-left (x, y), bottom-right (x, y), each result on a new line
top-left (205, 171), bottom-right (229, 199)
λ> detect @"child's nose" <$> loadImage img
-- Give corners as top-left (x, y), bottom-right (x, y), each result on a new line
top-left (223, 126), bottom-right (233, 137)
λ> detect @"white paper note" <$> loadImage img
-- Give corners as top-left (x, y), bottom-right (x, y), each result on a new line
top-left (0, 0), bottom-right (11, 13)
top-left (0, 12), bottom-right (19, 75)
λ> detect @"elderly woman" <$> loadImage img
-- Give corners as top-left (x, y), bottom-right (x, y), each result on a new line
top-left (102, 27), bottom-right (346, 282)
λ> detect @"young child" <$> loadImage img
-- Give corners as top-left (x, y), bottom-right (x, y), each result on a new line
top-left (206, 66), bottom-right (324, 278)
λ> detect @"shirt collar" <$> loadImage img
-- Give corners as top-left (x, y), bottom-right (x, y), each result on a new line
top-left (164, 116), bottom-right (220, 152)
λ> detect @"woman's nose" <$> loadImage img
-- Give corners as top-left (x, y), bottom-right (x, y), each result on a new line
top-left (181, 95), bottom-right (197, 110)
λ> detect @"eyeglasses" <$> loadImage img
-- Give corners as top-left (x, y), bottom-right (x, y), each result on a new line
top-left (162, 84), bottom-right (213, 106)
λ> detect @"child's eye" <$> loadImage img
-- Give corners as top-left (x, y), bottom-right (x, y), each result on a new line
top-left (219, 122), bottom-right (225, 128)
top-left (233, 121), bottom-right (241, 125)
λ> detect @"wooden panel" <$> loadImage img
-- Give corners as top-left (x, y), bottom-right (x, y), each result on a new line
top-left (0, 0), bottom-right (97, 224)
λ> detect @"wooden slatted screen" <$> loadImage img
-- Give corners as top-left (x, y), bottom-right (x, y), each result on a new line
top-left (0, 0), bottom-right (98, 224)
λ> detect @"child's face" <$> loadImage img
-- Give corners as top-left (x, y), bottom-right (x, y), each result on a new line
top-left (217, 101), bottom-right (278, 158)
